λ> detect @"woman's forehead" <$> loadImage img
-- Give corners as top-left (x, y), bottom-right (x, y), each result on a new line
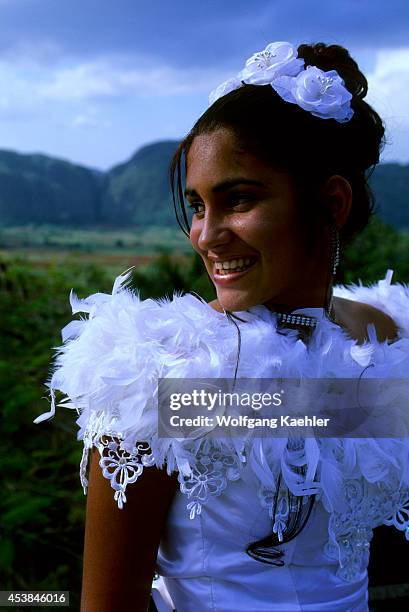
top-left (186, 130), bottom-right (292, 189)
top-left (187, 129), bottom-right (245, 164)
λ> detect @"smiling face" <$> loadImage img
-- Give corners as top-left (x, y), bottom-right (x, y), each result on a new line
top-left (186, 127), bottom-right (332, 313)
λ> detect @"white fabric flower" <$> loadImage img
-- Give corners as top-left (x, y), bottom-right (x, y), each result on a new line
top-left (239, 41), bottom-right (304, 85)
top-left (208, 40), bottom-right (354, 123)
top-left (209, 76), bottom-right (244, 106)
top-left (272, 66), bottom-right (354, 123)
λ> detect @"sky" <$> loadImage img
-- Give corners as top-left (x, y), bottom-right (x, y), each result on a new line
top-left (0, 0), bottom-right (408, 170)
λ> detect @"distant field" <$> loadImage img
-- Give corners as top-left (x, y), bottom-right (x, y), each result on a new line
top-left (0, 224), bottom-right (194, 276)
top-left (0, 224), bottom-right (191, 253)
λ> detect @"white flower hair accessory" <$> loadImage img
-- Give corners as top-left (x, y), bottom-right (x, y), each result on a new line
top-left (209, 41), bottom-right (354, 123)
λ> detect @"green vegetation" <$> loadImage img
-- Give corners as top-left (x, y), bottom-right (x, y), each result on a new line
top-left (0, 259), bottom-right (108, 609)
top-left (339, 216), bottom-right (409, 284)
top-left (1, 217), bottom-right (408, 609)
top-left (0, 246), bottom-right (216, 610)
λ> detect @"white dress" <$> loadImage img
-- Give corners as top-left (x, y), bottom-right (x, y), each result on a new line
top-left (33, 268), bottom-right (409, 612)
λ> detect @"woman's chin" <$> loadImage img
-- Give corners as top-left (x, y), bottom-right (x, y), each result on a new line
top-left (216, 292), bottom-right (259, 314)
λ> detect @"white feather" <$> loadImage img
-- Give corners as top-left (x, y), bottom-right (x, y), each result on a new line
top-left (33, 268), bottom-right (409, 569)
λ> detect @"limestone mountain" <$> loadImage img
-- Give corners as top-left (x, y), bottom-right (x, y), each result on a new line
top-left (0, 143), bottom-right (407, 231)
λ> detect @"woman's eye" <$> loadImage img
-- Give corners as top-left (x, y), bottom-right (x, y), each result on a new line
top-left (188, 195), bottom-right (254, 216)
top-left (229, 194), bottom-right (253, 206)
top-left (188, 202), bottom-right (205, 215)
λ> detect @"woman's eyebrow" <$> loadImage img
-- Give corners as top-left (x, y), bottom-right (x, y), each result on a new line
top-left (184, 178), bottom-right (265, 198)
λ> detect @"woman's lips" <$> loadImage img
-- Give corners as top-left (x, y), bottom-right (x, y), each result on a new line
top-left (212, 259), bottom-right (258, 284)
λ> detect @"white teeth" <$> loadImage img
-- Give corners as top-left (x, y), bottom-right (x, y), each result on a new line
top-left (214, 257), bottom-right (255, 270)
top-left (214, 257), bottom-right (256, 274)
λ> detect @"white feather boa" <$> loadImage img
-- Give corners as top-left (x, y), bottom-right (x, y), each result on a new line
top-left (33, 267), bottom-right (409, 579)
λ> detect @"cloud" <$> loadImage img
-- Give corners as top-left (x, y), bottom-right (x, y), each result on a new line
top-left (39, 63), bottom-right (117, 101)
top-left (0, 55), bottom-right (209, 111)
top-left (367, 48), bottom-right (409, 99)
top-left (0, 0), bottom-right (408, 70)
top-left (36, 56), bottom-right (231, 102)
top-left (365, 47), bottom-right (409, 161)
top-left (71, 109), bottom-right (106, 129)
top-left (366, 48), bottom-right (409, 127)
top-left (0, 8), bottom-right (407, 168)
top-left (0, 60), bottom-right (47, 119)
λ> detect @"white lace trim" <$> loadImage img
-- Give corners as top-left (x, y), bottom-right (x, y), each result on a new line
top-left (82, 431), bottom-right (409, 583)
top-left (324, 476), bottom-right (409, 581)
top-left (178, 438), bottom-right (244, 519)
top-left (96, 436), bottom-right (155, 509)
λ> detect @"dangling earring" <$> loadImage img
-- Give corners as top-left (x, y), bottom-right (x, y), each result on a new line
top-left (330, 222), bottom-right (340, 277)
top-left (327, 222), bottom-right (341, 323)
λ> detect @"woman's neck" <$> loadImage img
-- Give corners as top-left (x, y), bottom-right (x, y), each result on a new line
top-left (264, 284), bottom-right (334, 315)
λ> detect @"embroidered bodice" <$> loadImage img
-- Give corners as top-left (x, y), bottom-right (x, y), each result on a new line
top-left (33, 268), bottom-right (409, 611)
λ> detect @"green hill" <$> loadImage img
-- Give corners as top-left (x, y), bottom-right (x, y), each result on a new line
top-left (101, 141), bottom-right (178, 226)
top-left (0, 150), bottom-right (102, 225)
top-left (0, 143), bottom-right (407, 230)
top-left (369, 163), bottom-right (409, 229)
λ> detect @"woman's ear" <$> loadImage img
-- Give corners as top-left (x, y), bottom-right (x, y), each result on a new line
top-left (320, 175), bottom-right (352, 229)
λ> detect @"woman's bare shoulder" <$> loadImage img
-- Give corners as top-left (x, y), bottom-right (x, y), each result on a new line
top-left (333, 296), bottom-right (399, 344)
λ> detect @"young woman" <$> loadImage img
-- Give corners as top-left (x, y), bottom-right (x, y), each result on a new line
top-left (34, 41), bottom-right (409, 611)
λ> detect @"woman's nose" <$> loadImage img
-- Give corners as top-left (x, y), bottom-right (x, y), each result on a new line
top-left (197, 211), bottom-right (232, 252)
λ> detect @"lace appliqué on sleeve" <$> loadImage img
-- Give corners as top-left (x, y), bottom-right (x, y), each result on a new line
top-left (324, 476), bottom-right (409, 582)
top-left (83, 435), bottom-right (156, 509)
top-left (178, 439), bottom-right (244, 519)
top-left (383, 486), bottom-right (409, 539)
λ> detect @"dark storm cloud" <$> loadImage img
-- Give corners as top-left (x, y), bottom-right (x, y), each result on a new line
top-left (0, 0), bottom-right (408, 68)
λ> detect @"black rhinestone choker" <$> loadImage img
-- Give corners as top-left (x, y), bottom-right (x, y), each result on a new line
top-left (275, 312), bottom-right (319, 328)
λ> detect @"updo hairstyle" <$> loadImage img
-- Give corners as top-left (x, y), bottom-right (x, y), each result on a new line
top-left (170, 42), bottom-right (386, 254)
